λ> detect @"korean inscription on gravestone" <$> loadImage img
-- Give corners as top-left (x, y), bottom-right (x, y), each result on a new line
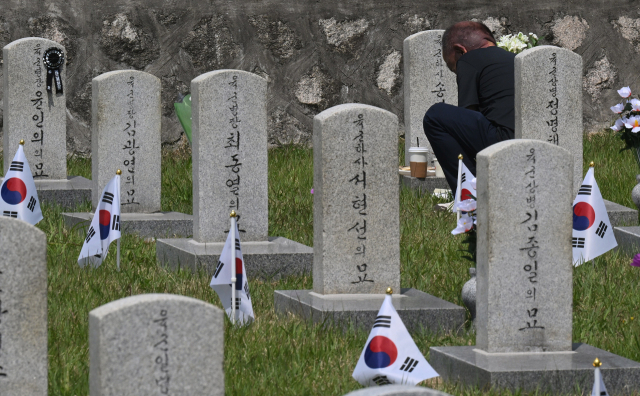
top-left (547, 53), bottom-right (559, 145)
top-left (31, 43), bottom-right (48, 179)
top-left (0, 269), bottom-right (6, 378)
top-left (123, 76), bottom-right (140, 206)
top-left (225, 75), bottom-right (246, 233)
top-left (153, 309), bottom-right (170, 394)
top-left (431, 33), bottom-right (448, 103)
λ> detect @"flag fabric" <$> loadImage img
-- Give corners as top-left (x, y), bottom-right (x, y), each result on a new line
top-left (352, 295), bottom-right (438, 386)
top-left (209, 221), bottom-right (254, 325)
top-left (78, 174), bottom-right (121, 268)
top-left (572, 168), bottom-right (617, 265)
top-left (453, 161), bottom-right (476, 214)
top-left (0, 144), bottom-right (43, 225)
top-left (591, 366), bottom-right (609, 396)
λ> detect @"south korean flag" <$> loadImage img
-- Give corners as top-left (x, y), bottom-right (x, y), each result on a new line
top-left (453, 160), bottom-right (476, 214)
top-left (78, 174), bottom-right (121, 268)
top-left (209, 221), bottom-right (254, 325)
top-left (352, 293), bottom-right (438, 386)
top-left (572, 167), bottom-right (617, 266)
top-left (0, 143), bottom-right (43, 225)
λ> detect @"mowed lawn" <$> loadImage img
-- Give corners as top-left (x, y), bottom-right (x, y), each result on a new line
top-left (30, 131), bottom-right (640, 395)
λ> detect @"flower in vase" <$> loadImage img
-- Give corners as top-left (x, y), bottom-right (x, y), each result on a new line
top-left (632, 99), bottom-right (640, 112)
top-left (471, 177), bottom-right (477, 190)
top-left (632, 253), bottom-right (640, 267)
top-left (451, 216), bottom-right (474, 235)
top-left (611, 103), bottom-right (625, 114)
top-left (624, 116), bottom-right (640, 132)
top-left (618, 86), bottom-right (632, 98)
top-left (456, 199), bottom-right (477, 212)
top-left (611, 118), bottom-right (625, 131)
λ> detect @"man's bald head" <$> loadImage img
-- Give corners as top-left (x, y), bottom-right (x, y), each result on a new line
top-left (442, 21), bottom-right (496, 73)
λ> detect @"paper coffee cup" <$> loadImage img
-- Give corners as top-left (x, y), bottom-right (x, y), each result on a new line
top-left (408, 147), bottom-right (429, 178)
top-left (433, 159), bottom-right (445, 178)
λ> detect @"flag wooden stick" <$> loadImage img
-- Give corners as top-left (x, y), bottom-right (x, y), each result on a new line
top-left (117, 239), bottom-right (121, 272)
top-left (230, 210), bottom-right (237, 325)
top-left (456, 154), bottom-right (463, 221)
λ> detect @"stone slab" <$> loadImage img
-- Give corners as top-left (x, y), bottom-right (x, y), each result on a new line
top-left (0, 217), bottom-right (48, 395)
top-left (274, 288), bottom-right (465, 334)
top-left (3, 37), bottom-right (67, 181)
top-left (192, 70), bottom-right (268, 242)
top-left (92, 70), bottom-right (161, 212)
top-left (313, 104), bottom-right (400, 295)
top-left (403, 30), bottom-right (457, 167)
top-left (430, 343), bottom-right (640, 395)
top-left (344, 385), bottom-right (451, 396)
top-left (476, 140), bottom-right (573, 353)
top-left (612, 226), bottom-right (640, 254)
top-left (62, 211), bottom-right (192, 239)
top-left (157, 237), bottom-right (313, 279)
top-left (515, 46), bottom-right (583, 194)
top-left (89, 293), bottom-right (224, 396)
top-left (400, 175), bottom-right (449, 194)
top-left (604, 199), bottom-right (637, 227)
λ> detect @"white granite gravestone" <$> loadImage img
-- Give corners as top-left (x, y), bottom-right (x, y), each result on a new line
top-left (430, 140), bottom-right (640, 394)
top-left (3, 37), bottom-right (90, 209)
top-left (62, 71), bottom-right (192, 238)
top-left (400, 30), bottom-right (455, 194)
top-left (344, 385), bottom-right (452, 396)
top-left (156, 70), bottom-right (312, 279)
top-left (275, 104), bottom-right (465, 333)
top-left (89, 294), bottom-right (224, 396)
top-left (515, 45), bottom-right (582, 194)
top-left (0, 217), bottom-right (47, 395)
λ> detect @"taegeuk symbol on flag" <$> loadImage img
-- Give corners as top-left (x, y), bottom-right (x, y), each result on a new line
top-left (352, 290), bottom-right (438, 386)
top-left (0, 141), bottom-right (43, 225)
top-left (78, 173), bottom-right (121, 268)
top-left (453, 158), bottom-right (476, 216)
top-left (210, 219), bottom-right (254, 325)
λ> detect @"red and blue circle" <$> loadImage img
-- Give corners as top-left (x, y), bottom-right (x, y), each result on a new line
top-left (364, 336), bottom-right (398, 369)
top-left (1, 178), bottom-right (27, 205)
top-left (573, 202), bottom-right (596, 231)
top-left (99, 210), bottom-right (111, 240)
top-left (235, 257), bottom-right (243, 290)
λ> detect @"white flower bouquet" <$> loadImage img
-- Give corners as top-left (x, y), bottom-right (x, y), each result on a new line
top-left (497, 32), bottom-right (539, 54)
top-left (609, 86), bottom-right (640, 159)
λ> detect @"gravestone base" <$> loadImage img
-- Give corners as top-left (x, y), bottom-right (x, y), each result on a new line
top-left (3, 176), bottom-right (92, 210)
top-left (274, 288), bottom-right (465, 334)
top-left (604, 200), bottom-right (637, 226)
top-left (612, 226), bottom-right (640, 253)
top-left (400, 175), bottom-right (449, 194)
top-left (62, 211), bottom-right (192, 238)
top-left (156, 237), bottom-right (312, 279)
top-left (430, 343), bottom-right (640, 394)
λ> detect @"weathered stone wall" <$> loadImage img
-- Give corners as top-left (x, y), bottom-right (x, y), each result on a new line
top-left (0, 1), bottom-right (632, 155)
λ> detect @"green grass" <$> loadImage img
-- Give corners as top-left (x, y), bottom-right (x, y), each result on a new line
top-left (31, 133), bottom-right (640, 395)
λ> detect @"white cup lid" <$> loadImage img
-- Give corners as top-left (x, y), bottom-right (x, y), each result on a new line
top-left (408, 147), bottom-right (429, 153)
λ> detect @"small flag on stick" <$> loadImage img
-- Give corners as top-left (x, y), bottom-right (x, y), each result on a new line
top-left (210, 212), bottom-right (254, 325)
top-left (591, 358), bottom-right (609, 396)
top-left (454, 155), bottom-right (476, 217)
top-left (572, 163), bottom-right (617, 265)
top-left (352, 288), bottom-right (438, 386)
top-left (0, 141), bottom-right (43, 225)
top-left (78, 171), bottom-right (121, 268)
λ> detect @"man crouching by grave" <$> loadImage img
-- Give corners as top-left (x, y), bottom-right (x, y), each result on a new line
top-left (423, 21), bottom-right (515, 194)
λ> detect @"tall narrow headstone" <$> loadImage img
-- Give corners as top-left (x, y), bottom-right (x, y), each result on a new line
top-left (62, 70), bottom-right (192, 238)
top-left (403, 30), bottom-right (457, 166)
top-left (515, 45), bottom-right (582, 193)
top-left (0, 217), bottom-right (48, 395)
top-left (89, 294), bottom-right (224, 396)
top-left (3, 38), bottom-right (91, 208)
top-left (430, 140), bottom-right (640, 394)
top-left (156, 70), bottom-right (313, 279)
top-left (275, 104), bottom-right (465, 333)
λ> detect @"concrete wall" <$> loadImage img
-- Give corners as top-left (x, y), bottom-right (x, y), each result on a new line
top-left (0, 1), bottom-right (631, 155)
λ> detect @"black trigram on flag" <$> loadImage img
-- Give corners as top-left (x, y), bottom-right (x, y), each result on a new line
top-left (102, 192), bottom-right (114, 205)
top-left (596, 221), bottom-right (608, 238)
top-left (27, 196), bottom-right (36, 212)
top-left (578, 184), bottom-right (592, 196)
top-left (86, 226), bottom-right (96, 243)
top-left (399, 357), bottom-right (419, 372)
top-left (235, 238), bottom-right (241, 251)
top-left (2, 211), bottom-right (17, 218)
top-left (230, 296), bottom-right (241, 309)
top-left (111, 215), bottom-right (120, 231)
top-left (373, 315), bottom-right (391, 329)
top-left (461, 173), bottom-right (466, 183)
top-left (572, 237), bottom-right (585, 248)
top-left (244, 282), bottom-right (251, 300)
top-left (9, 161), bottom-right (23, 172)
top-left (372, 375), bottom-right (391, 385)
top-left (213, 260), bottom-right (224, 278)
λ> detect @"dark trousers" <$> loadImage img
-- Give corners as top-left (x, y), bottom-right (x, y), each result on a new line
top-left (423, 102), bottom-right (503, 195)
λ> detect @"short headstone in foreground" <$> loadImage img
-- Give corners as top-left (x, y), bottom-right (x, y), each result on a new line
top-left (3, 37), bottom-right (90, 209)
top-left (156, 70), bottom-right (312, 279)
top-left (401, 30), bottom-right (457, 192)
top-left (89, 294), bottom-right (223, 396)
top-left (430, 139), bottom-right (640, 394)
top-left (0, 217), bottom-right (48, 395)
top-left (275, 104), bottom-right (465, 333)
top-left (62, 70), bottom-right (191, 238)
top-left (343, 385), bottom-right (451, 396)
